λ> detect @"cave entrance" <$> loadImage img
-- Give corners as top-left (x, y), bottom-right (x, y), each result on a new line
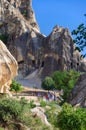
top-left (18, 60), bottom-right (24, 65)
top-left (37, 60), bottom-right (44, 68)
top-left (32, 60), bottom-right (35, 66)
top-left (18, 60), bottom-right (24, 71)
top-left (71, 62), bottom-right (73, 68)
top-left (41, 61), bottom-right (44, 67)
top-left (77, 63), bottom-right (79, 66)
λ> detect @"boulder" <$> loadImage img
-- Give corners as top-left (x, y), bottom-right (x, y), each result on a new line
top-left (0, 40), bottom-right (18, 93)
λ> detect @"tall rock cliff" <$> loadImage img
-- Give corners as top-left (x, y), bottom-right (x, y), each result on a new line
top-left (0, 0), bottom-right (45, 76)
top-left (0, 0), bottom-right (86, 79)
top-left (42, 26), bottom-right (86, 78)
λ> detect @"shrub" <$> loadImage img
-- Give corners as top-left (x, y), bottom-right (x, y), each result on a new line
top-left (52, 70), bottom-right (80, 102)
top-left (40, 100), bottom-right (47, 107)
top-left (45, 102), bottom-right (61, 129)
top-left (0, 97), bottom-right (30, 129)
top-left (29, 100), bottom-right (36, 108)
top-left (0, 97), bottom-right (50, 130)
top-left (52, 71), bottom-right (68, 90)
top-left (10, 80), bottom-right (23, 95)
top-left (42, 76), bottom-right (55, 90)
top-left (57, 103), bottom-right (86, 130)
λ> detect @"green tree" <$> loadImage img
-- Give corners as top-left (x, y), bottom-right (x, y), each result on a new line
top-left (52, 71), bottom-right (68, 90)
top-left (57, 103), bottom-right (86, 130)
top-left (10, 80), bottom-right (23, 95)
top-left (72, 14), bottom-right (86, 57)
top-left (42, 76), bottom-right (55, 90)
top-left (52, 70), bottom-right (80, 102)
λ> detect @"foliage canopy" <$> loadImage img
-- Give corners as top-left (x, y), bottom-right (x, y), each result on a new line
top-left (72, 14), bottom-right (86, 57)
top-left (42, 76), bottom-right (55, 90)
top-left (57, 103), bottom-right (86, 130)
top-left (52, 70), bottom-right (80, 102)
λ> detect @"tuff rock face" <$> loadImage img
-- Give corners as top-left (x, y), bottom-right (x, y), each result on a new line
top-left (42, 26), bottom-right (86, 77)
top-left (0, 0), bottom-right (45, 76)
top-left (0, 40), bottom-right (18, 93)
top-left (68, 73), bottom-right (86, 108)
top-left (0, 0), bottom-right (86, 78)
top-left (0, 0), bottom-right (86, 106)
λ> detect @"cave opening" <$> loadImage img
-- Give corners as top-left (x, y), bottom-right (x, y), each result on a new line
top-left (77, 63), bottom-right (79, 66)
top-left (18, 60), bottom-right (24, 64)
top-left (32, 60), bottom-right (35, 66)
top-left (41, 61), bottom-right (44, 67)
top-left (71, 62), bottom-right (73, 68)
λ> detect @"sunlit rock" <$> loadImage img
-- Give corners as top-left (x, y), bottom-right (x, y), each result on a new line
top-left (0, 40), bottom-right (18, 94)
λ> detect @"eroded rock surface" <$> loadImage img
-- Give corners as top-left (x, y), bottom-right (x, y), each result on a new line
top-left (0, 0), bottom-right (45, 76)
top-left (0, 0), bottom-right (86, 107)
top-left (0, 0), bottom-right (86, 79)
top-left (41, 26), bottom-right (86, 77)
top-left (0, 40), bottom-right (18, 93)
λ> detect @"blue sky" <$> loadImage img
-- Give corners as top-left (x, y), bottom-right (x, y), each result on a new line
top-left (32, 0), bottom-right (86, 36)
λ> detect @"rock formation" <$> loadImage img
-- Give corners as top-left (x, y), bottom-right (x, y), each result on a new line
top-left (42, 26), bottom-right (86, 77)
top-left (0, 40), bottom-right (18, 93)
top-left (0, 0), bottom-right (86, 79)
top-left (68, 73), bottom-right (86, 107)
top-left (0, 0), bottom-right (45, 76)
top-left (0, 0), bottom-right (86, 107)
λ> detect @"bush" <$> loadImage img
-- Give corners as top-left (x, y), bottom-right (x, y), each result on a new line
top-left (0, 97), bottom-right (30, 129)
top-left (10, 80), bottom-right (23, 94)
top-left (42, 76), bottom-right (55, 90)
top-left (0, 97), bottom-right (50, 130)
top-left (52, 71), bottom-right (68, 90)
top-left (57, 103), bottom-right (86, 130)
top-left (29, 100), bottom-right (36, 108)
top-left (52, 70), bottom-right (80, 102)
top-left (40, 100), bottom-right (47, 107)
top-left (45, 102), bottom-right (61, 129)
